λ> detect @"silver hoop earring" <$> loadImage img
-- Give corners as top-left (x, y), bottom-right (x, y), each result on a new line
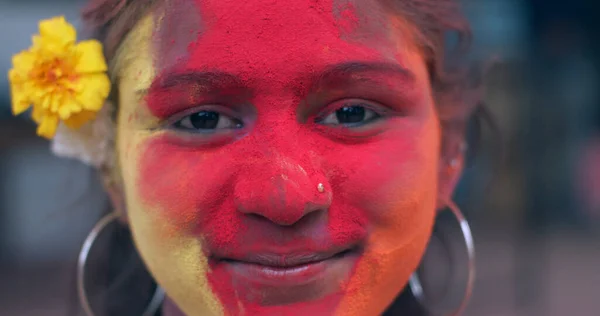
top-left (77, 212), bottom-right (165, 316)
top-left (409, 201), bottom-right (475, 316)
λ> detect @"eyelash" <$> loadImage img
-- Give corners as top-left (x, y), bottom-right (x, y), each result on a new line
top-left (169, 99), bottom-right (384, 134)
top-left (172, 110), bottom-right (243, 133)
top-left (167, 104), bottom-right (245, 134)
top-left (314, 100), bottom-right (383, 127)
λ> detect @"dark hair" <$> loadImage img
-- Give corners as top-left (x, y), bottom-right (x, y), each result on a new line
top-left (81, 0), bottom-right (482, 315)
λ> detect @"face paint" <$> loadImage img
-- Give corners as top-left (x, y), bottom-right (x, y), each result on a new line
top-left (117, 1), bottom-right (440, 315)
top-left (116, 14), bottom-right (224, 316)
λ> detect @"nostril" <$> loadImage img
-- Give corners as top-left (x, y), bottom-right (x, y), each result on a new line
top-left (246, 213), bottom-right (271, 223)
top-left (244, 207), bottom-right (325, 228)
top-left (234, 178), bottom-right (329, 226)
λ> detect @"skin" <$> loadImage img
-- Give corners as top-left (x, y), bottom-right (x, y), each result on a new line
top-left (113, 0), bottom-right (462, 315)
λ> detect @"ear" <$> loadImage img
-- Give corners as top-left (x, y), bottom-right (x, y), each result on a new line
top-left (436, 154), bottom-right (464, 210)
top-left (103, 175), bottom-right (129, 224)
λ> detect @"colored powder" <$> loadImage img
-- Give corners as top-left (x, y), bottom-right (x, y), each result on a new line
top-left (133, 0), bottom-right (439, 314)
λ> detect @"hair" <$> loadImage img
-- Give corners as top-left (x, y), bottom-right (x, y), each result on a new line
top-left (81, 0), bottom-right (484, 315)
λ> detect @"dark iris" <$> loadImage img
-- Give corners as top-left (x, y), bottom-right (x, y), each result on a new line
top-left (336, 106), bottom-right (366, 124)
top-left (189, 111), bottom-right (220, 129)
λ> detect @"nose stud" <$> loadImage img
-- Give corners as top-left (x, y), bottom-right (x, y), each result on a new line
top-left (317, 183), bottom-right (325, 193)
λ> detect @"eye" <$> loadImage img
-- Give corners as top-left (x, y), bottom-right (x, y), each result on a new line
top-left (317, 102), bottom-right (381, 127)
top-left (173, 110), bottom-right (243, 132)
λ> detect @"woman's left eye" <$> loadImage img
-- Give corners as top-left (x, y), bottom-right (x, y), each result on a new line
top-left (173, 110), bottom-right (243, 132)
top-left (317, 102), bottom-right (381, 126)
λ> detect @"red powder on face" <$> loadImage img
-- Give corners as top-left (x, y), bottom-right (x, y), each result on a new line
top-left (137, 0), bottom-right (436, 314)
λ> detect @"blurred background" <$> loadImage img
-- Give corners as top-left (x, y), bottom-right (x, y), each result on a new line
top-left (0, 0), bottom-right (599, 315)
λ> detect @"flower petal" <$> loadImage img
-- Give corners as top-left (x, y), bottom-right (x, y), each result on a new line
top-left (10, 51), bottom-right (36, 78)
top-left (55, 98), bottom-right (82, 120)
top-left (10, 82), bottom-right (31, 115)
top-left (75, 41), bottom-right (108, 74)
top-left (39, 16), bottom-right (76, 46)
top-left (10, 16), bottom-right (110, 141)
top-left (64, 110), bottom-right (97, 129)
top-left (37, 114), bottom-right (59, 139)
top-left (32, 35), bottom-right (51, 51)
top-left (31, 104), bottom-right (44, 123)
top-left (76, 73), bottom-right (111, 111)
top-left (58, 103), bottom-right (72, 120)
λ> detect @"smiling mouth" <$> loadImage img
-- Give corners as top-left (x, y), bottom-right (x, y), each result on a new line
top-left (215, 247), bottom-right (361, 288)
top-left (221, 247), bottom-right (356, 268)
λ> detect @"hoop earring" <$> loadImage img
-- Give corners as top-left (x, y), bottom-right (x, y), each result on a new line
top-left (409, 201), bottom-right (475, 316)
top-left (77, 212), bottom-right (165, 316)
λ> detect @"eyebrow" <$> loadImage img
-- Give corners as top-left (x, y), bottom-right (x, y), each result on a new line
top-left (139, 61), bottom-right (416, 96)
top-left (311, 61), bottom-right (417, 90)
top-left (138, 71), bottom-right (244, 96)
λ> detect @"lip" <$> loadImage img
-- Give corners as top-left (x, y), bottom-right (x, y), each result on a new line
top-left (225, 248), bottom-right (351, 267)
top-left (214, 247), bottom-right (361, 288)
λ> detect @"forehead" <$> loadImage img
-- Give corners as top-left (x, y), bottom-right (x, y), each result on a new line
top-left (146, 0), bottom-right (412, 80)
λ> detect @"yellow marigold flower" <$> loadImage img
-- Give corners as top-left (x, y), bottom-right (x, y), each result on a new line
top-left (8, 16), bottom-right (110, 139)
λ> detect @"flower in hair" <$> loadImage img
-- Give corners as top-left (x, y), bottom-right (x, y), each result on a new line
top-left (8, 16), bottom-right (110, 139)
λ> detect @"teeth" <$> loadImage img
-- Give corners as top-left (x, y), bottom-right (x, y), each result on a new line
top-left (219, 247), bottom-right (357, 268)
top-left (261, 265), bottom-right (311, 276)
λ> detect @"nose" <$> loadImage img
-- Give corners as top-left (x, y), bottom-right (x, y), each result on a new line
top-left (233, 154), bottom-right (331, 226)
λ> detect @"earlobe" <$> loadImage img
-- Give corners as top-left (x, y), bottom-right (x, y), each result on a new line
top-left (436, 155), bottom-right (464, 210)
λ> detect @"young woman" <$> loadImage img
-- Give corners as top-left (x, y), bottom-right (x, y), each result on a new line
top-left (10, 0), bottom-right (481, 314)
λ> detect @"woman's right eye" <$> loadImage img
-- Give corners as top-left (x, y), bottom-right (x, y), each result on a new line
top-left (173, 110), bottom-right (243, 133)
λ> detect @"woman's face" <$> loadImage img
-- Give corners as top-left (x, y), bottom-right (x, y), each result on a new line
top-left (116, 0), bottom-right (440, 315)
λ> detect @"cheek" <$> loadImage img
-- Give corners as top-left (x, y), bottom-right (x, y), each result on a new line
top-left (118, 134), bottom-right (226, 316)
top-left (133, 134), bottom-right (248, 256)
top-left (327, 119), bottom-right (439, 315)
top-left (325, 119), bottom-right (439, 229)
top-left (135, 137), bottom-right (234, 228)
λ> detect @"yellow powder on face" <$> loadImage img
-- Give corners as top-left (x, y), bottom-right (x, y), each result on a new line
top-left (128, 206), bottom-right (223, 316)
top-left (116, 12), bottom-right (224, 316)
